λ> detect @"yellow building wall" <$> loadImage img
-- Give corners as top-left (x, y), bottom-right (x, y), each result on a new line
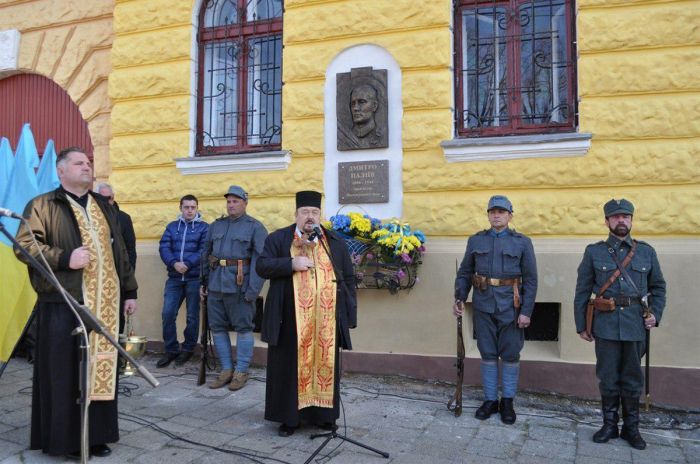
top-left (108, 0), bottom-right (700, 240)
top-left (0, 0), bottom-right (115, 179)
top-left (107, 0), bottom-right (699, 382)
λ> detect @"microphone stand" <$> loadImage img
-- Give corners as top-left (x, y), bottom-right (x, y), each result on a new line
top-left (0, 221), bottom-right (159, 464)
top-left (303, 226), bottom-right (389, 463)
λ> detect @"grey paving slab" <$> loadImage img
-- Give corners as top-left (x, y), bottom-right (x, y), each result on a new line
top-left (0, 357), bottom-right (696, 464)
top-left (0, 426), bottom-right (28, 446)
top-left (630, 445), bottom-right (689, 464)
top-left (528, 424), bottom-right (577, 444)
top-left (133, 445), bottom-right (208, 464)
top-left (519, 438), bottom-right (576, 461)
top-left (0, 438), bottom-right (26, 461)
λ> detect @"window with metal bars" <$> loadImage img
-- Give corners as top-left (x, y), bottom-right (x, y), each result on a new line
top-left (454, 0), bottom-right (577, 137)
top-left (197, 0), bottom-right (283, 155)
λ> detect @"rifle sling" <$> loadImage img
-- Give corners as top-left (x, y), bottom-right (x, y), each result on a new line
top-left (607, 240), bottom-right (641, 300)
top-left (596, 240), bottom-right (637, 298)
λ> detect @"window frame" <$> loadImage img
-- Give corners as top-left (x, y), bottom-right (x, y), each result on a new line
top-left (196, 0), bottom-right (283, 156)
top-left (453, 0), bottom-right (578, 138)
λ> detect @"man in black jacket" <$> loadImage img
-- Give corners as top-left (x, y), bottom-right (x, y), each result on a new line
top-left (257, 190), bottom-right (357, 437)
top-left (15, 147), bottom-right (137, 458)
top-left (94, 182), bottom-right (136, 270)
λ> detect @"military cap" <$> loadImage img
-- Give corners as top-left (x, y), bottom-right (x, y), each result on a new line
top-left (224, 185), bottom-right (248, 200)
top-left (603, 198), bottom-right (634, 217)
top-left (296, 190), bottom-right (322, 209)
top-left (487, 195), bottom-right (513, 213)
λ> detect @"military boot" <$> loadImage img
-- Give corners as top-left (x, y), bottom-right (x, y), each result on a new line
top-left (228, 371), bottom-right (249, 391)
top-left (593, 395), bottom-right (620, 443)
top-left (208, 369), bottom-right (233, 389)
top-left (620, 396), bottom-right (646, 450)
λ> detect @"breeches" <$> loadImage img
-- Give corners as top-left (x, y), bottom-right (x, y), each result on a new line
top-left (594, 337), bottom-right (645, 397)
top-left (207, 292), bottom-right (254, 332)
top-left (473, 309), bottom-right (523, 362)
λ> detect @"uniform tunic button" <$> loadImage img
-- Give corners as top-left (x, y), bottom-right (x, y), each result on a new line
top-left (620, 277), bottom-right (624, 281)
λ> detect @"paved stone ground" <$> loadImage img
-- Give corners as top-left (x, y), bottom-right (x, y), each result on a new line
top-left (1, 355), bottom-right (698, 463)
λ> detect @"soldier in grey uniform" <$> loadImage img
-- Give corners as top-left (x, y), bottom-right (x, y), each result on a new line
top-left (453, 195), bottom-right (537, 424)
top-left (574, 199), bottom-right (666, 450)
top-left (201, 186), bottom-right (268, 390)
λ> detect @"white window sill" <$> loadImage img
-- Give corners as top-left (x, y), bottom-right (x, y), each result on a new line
top-left (441, 132), bottom-right (592, 163)
top-left (174, 150), bottom-right (291, 175)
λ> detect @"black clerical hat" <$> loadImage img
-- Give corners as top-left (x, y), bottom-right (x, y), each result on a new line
top-left (296, 190), bottom-right (322, 209)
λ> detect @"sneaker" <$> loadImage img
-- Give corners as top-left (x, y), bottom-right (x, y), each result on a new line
top-left (174, 351), bottom-right (193, 366)
top-left (156, 352), bottom-right (178, 368)
top-left (228, 371), bottom-right (249, 391)
top-left (208, 369), bottom-right (233, 389)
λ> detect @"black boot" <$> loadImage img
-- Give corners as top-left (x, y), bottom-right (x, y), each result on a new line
top-left (620, 396), bottom-right (646, 450)
top-left (593, 395), bottom-right (620, 443)
top-left (499, 397), bottom-right (516, 424)
top-left (474, 400), bottom-right (499, 420)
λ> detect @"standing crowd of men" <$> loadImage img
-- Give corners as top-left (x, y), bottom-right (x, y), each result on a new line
top-left (13, 146), bottom-right (666, 459)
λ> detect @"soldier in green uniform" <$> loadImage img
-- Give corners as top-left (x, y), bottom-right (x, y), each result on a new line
top-left (574, 199), bottom-right (666, 450)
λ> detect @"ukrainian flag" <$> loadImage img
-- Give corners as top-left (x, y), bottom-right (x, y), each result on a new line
top-left (0, 124), bottom-right (43, 363)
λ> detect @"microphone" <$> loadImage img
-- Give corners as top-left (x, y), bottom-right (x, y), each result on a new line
top-left (0, 207), bottom-right (23, 219)
top-left (308, 224), bottom-right (322, 241)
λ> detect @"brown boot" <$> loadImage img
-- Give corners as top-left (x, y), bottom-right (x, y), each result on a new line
top-left (228, 371), bottom-right (249, 391)
top-left (209, 369), bottom-right (233, 389)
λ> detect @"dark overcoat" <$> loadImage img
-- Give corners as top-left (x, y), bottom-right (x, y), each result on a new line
top-left (256, 224), bottom-right (357, 350)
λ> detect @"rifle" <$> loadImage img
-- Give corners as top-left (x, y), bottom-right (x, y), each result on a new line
top-left (197, 291), bottom-right (210, 386)
top-left (447, 260), bottom-right (465, 417)
top-left (447, 310), bottom-right (465, 417)
top-left (641, 293), bottom-right (652, 412)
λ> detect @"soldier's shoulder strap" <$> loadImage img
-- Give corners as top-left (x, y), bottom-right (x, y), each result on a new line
top-left (633, 239), bottom-right (653, 249)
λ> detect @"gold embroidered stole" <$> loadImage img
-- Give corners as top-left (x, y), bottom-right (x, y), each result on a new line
top-left (67, 196), bottom-right (120, 401)
top-left (290, 234), bottom-right (337, 409)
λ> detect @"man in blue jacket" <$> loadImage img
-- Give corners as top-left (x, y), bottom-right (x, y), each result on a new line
top-left (157, 194), bottom-right (209, 367)
top-left (453, 195), bottom-right (538, 424)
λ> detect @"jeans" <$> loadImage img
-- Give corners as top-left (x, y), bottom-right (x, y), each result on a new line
top-left (162, 277), bottom-right (201, 354)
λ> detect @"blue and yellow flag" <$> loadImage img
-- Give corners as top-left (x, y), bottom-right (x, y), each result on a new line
top-left (0, 124), bottom-right (46, 363)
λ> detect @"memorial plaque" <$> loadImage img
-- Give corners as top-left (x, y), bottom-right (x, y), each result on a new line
top-left (338, 160), bottom-right (389, 204)
top-left (336, 67), bottom-right (388, 151)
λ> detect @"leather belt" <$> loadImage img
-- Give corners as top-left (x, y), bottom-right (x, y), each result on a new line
top-left (217, 258), bottom-right (250, 267)
top-left (603, 295), bottom-right (635, 307)
top-left (212, 257), bottom-right (251, 286)
top-left (472, 275), bottom-right (520, 287)
top-left (472, 274), bottom-right (522, 311)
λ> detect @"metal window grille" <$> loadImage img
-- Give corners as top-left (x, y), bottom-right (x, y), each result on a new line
top-left (197, 0), bottom-right (283, 155)
top-left (454, 0), bottom-right (577, 137)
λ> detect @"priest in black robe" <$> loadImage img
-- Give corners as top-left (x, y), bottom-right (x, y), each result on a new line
top-left (257, 190), bottom-right (357, 437)
top-left (15, 147), bottom-right (137, 458)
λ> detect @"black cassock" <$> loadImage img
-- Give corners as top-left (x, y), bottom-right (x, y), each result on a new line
top-left (257, 225), bottom-right (357, 427)
top-left (31, 302), bottom-right (119, 456)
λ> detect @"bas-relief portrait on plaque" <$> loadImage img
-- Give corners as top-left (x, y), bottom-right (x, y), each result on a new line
top-left (336, 67), bottom-right (389, 151)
